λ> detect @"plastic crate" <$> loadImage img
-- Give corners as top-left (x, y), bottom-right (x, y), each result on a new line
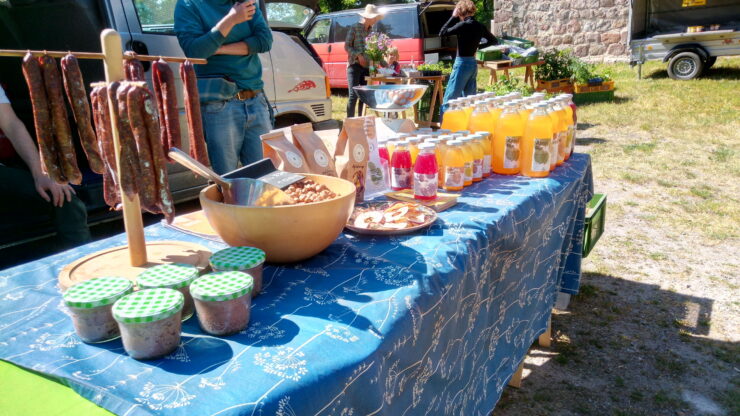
top-left (536, 78), bottom-right (574, 94)
top-left (476, 49), bottom-right (503, 61)
top-left (500, 35), bottom-right (534, 49)
top-left (573, 89), bottom-right (615, 105)
top-left (522, 53), bottom-right (540, 64)
top-left (583, 193), bottom-right (606, 257)
top-left (574, 80), bottom-right (615, 93)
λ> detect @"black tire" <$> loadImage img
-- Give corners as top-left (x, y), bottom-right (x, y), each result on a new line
top-left (667, 52), bottom-right (704, 80)
top-left (705, 56), bottom-right (717, 69)
top-left (274, 113), bottom-right (311, 128)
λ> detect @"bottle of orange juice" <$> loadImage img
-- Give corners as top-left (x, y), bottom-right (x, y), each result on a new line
top-left (521, 103), bottom-right (553, 178)
top-left (558, 95), bottom-right (576, 160)
top-left (459, 137), bottom-right (474, 186)
top-left (427, 137), bottom-right (446, 187)
top-left (492, 102), bottom-right (524, 175)
top-left (407, 137), bottom-right (422, 166)
top-left (468, 102), bottom-right (494, 134)
top-left (519, 103), bottom-right (534, 124)
top-left (544, 100), bottom-right (560, 171)
top-left (475, 132), bottom-right (493, 178)
top-left (465, 136), bottom-right (484, 182)
top-left (551, 100), bottom-right (569, 166)
top-left (443, 140), bottom-right (465, 191)
top-left (441, 101), bottom-right (467, 132)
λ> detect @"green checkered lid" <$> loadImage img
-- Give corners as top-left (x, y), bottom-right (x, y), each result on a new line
top-left (63, 276), bottom-right (133, 309)
top-left (190, 271), bottom-right (254, 302)
top-left (210, 247), bottom-right (265, 271)
top-left (137, 263), bottom-right (199, 289)
top-left (112, 288), bottom-right (184, 323)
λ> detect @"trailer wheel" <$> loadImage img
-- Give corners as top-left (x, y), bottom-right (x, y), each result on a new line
top-left (667, 52), bottom-right (703, 80)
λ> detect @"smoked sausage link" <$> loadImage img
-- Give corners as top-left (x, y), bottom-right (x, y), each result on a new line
top-left (124, 55), bottom-right (146, 82)
top-left (126, 86), bottom-right (159, 213)
top-left (91, 86), bottom-right (121, 209)
top-left (39, 55), bottom-right (82, 185)
top-left (140, 87), bottom-right (175, 222)
top-left (180, 60), bottom-right (209, 166)
top-left (21, 53), bottom-right (65, 184)
top-left (152, 59), bottom-right (181, 156)
top-left (61, 54), bottom-right (104, 174)
top-left (110, 82), bottom-right (140, 199)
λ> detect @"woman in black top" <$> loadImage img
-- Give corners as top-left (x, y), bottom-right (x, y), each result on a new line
top-left (439, 0), bottom-right (497, 113)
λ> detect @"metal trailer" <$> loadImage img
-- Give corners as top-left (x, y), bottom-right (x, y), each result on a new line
top-left (628, 0), bottom-right (740, 79)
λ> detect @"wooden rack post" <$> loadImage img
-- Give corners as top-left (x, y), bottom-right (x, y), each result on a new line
top-left (101, 29), bottom-right (147, 266)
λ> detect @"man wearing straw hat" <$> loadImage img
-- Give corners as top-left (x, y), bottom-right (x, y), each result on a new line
top-left (345, 4), bottom-right (384, 117)
top-left (175, 0), bottom-right (273, 175)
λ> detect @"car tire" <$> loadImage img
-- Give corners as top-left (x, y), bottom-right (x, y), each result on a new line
top-left (705, 56), bottom-right (717, 69)
top-left (667, 52), bottom-right (704, 80)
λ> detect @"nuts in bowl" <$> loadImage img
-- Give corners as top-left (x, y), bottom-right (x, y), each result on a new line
top-left (284, 179), bottom-right (337, 204)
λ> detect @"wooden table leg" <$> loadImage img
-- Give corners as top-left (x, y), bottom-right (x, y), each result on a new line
top-left (508, 360), bottom-right (525, 388)
top-left (427, 79), bottom-right (441, 125)
top-left (503, 68), bottom-right (510, 80)
top-left (538, 315), bottom-right (552, 348)
top-left (492, 69), bottom-right (498, 84)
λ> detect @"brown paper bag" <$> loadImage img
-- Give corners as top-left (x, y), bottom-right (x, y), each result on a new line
top-left (334, 117), bottom-right (369, 203)
top-left (290, 123), bottom-right (337, 176)
top-left (261, 130), bottom-right (308, 173)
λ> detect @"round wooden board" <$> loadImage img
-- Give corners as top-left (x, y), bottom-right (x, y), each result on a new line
top-left (58, 241), bottom-right (212, 291)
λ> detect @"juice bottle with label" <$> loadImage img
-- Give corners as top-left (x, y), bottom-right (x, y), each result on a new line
top-left (413, 143), bottom-right (439, 201)
top-left (519, 103), bottom-right (534, 124)
top-left (378, 138), bottom-right (391, 188)
top-left (390, 142), bottom-right (412, 191)
top-left (407, 137), bottom-right (422, 166)
top-left (427, 138), bottom-right (446, 187)
top-left (443, 140), bottom-right (465, 192)
top-left (521, 103), bottom-right (553, 178)
top-left (544, 100), bottom-right (560, 171)
top-left (466, 137), bottom-right (484, 182)
top-left (468, 102), bottom-right (494, 135)
top-left (560, 94), bottom-right (577, 159)
top-left (463, 98), bottom-right (475, 119)
top-left (475, 132), bottom-right (493, 178)
top-left (459, 137), bottom-right (474, 186)
top-left (492, 102), bottom-right (524, 175)
top-left (552, 100), bottom-right (569, 166)
top-left (441, 102), bottom-right (466, 132)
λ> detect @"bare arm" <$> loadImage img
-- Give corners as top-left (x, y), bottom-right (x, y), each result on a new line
top-left (216, 42), bottom-right (250, 55)
top-left (0, 102), bottom-right (74, 206)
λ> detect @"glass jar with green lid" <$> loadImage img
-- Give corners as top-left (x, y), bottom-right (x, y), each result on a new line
top-left (137, 263), bottom-right (199, 320)
top-left (209, 247), bottom-right (265, 297)
top-left (113, 288), bottom-right (183, 360)
top-left (63, 276), bottom-right (133, 343)
top-left (190, 271), bottom-right (254, 336)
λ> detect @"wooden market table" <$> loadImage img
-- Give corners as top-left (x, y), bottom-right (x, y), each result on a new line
top-left (478, 60), bottom-right (544, 87)
top-left (364, 74), bottom-right (446, 128)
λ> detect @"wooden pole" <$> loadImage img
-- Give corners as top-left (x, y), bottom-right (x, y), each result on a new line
top-left (0, 49), bottom-right (206, 64)
top-left (101, 29), bottom-right (147, 266)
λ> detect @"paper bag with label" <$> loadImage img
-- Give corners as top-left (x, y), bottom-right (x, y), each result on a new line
top-left (290, 123), bottom-right (337, 176)
top-left (334, 117), bottom-right (369, 203)
top-left (361, 116), bottom-right (389, 197)
top-left (261, 130), bottom-right (308, 173)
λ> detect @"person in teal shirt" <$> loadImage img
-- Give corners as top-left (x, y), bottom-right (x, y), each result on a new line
top-left (175, 0), bottom-right (274, 174)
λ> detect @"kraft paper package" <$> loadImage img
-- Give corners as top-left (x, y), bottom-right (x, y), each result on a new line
top-left (261, 130), bottom-right (308, 173)
top-left (360, 116), bottom-right (389, 198)
top-left (290, 123), bottom-right (337, 176)
top-left (334, 117), bottom-right (369, 203)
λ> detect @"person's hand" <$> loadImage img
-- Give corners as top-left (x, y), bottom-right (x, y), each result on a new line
top-left (34, 174), bottom-right (74, 207)
top-left (227, 0), bottom-right (257, 25)
top-left (452, 7), bottom-right (459, 18)
top-left (357, 54), bottom-right (369, 67)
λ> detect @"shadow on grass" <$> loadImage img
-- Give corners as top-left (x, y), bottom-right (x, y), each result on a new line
top-left (645, 66), bottom-right (740, 81)
top-left (576, 137), bottom-right (608, 145)
top-left (493, 271), bottom-right (739, 416)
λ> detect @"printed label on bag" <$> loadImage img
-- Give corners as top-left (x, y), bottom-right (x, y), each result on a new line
top-left (504, 136), bottom-right (521, 169)
top-left (414, 172), bottom-right (438, 198)
top-left (444, 166), bottom-right (464, 188)
top-left (353, 144), bottom-right (366, 163)
top-left (532, 138), bottom-right (551, 172)
top-left (285, 151), bottom-right (304, 169)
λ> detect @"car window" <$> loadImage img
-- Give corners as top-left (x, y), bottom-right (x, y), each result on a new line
top-left (375, 11), bottom-right (418, 39)
top-left (267, 2), bottom-right (314, 28)
top-left (307, 19), bottom-right (330, 44)
top-left (133, 0), bottom-right (176, 34)
top-left (331, 14), bottom-right (359, 43)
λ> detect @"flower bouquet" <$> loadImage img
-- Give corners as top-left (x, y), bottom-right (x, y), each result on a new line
top-left (364, 32), bottom-right (392, 75)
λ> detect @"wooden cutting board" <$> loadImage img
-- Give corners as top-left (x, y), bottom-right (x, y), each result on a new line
top-left (166, 210), bottom-right (220, 240)
top-left (384, 190), bottom-right (458, 212)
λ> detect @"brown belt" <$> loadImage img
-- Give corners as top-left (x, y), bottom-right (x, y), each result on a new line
top-left (235, 89), bottom-right (262, 100)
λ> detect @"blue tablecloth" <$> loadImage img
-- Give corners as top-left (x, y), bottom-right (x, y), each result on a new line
top-left (0, 154), bottom-right (592, 416)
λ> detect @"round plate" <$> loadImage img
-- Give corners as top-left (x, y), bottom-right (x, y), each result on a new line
top-left (345, 202), bottom-right (438, 236)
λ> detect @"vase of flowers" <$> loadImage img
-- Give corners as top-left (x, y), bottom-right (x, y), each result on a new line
top-left (365, 32), bottom-right (392, 76)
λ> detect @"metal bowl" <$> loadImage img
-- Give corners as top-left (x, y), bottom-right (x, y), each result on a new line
top-left (352, 84), bottom-right (428, 112)
top-left (200, 174), bottom-right (356, 263)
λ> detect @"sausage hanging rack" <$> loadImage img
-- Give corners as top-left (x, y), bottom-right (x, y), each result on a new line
top-left (2, 29), bottom-right (212, 288)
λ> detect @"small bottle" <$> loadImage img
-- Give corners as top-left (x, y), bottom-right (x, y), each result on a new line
top-left (475, 132), bottom-right (493, 178)
top-left (521, 103), bottom-right (553, 178)
top-left (427, 137), bottom-right (446, 187)
top-left (465, 137), bottom-right (484, 183)
top-left (413, 143), bottom-right (439, 201)
top-left (443, 140), bottom-right (465, 192)
top-left (377, 138), bottom-right (391, 188)
top-left (459, 137), bottom-right (474, 187)
top-left (544, 100), bottom-right (560, 171)
top-left (386, 140), bottom-right (398, 159)
top-left (390, 142), bottom-right (412, 191)
top-left (407, 137), bottom-right (422, 166)
top-left (493, 101), bottom-right (524, 175)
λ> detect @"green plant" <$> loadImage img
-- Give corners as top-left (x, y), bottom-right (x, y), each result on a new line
top-left (485, 77), bottom-right (534, 96)
top-left (417, 62), bottom-right (452, 75)
top-left (535, 49), bottom-right (576, 81)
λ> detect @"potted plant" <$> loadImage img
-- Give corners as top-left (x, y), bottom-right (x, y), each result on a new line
top-left (364, 32), bottom-right (392, 76)
top-left (535, 49), bottom-right (575, 92)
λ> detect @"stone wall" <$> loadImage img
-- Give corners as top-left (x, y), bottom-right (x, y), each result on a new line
top-left (492, 0), bottom-right (630, 62)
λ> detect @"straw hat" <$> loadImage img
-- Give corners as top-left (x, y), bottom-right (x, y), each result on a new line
top-left (359, 4), bottom-right (384, 19)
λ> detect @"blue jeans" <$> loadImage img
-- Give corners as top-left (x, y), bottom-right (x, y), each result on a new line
top-left (441, 57), bottom-right (478, 114)
top-left (201, 93), bottom-right (274, 175)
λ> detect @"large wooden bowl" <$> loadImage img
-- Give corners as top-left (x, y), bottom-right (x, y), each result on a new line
top-left (200, 174), bottom-right (356, 263)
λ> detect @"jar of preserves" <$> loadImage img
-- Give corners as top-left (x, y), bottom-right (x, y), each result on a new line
top-left (113, 288), bottom-right (183, 360)
top-left (209, 246), bottom-right (265, 297)
top-left (63, 276), bottom-right (133, 343)
top-left (190, 271), bottom-right (254, 336)
top-left (137, 263), bottom-right (199, 321)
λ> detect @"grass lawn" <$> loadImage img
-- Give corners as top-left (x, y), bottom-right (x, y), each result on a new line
top-left (329, 56), bottom-right (740, 415)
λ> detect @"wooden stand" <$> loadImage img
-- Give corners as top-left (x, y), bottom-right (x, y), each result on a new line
top-left (508, 360), bottom-right (525, 388)
top-left (479, 60), bottom-right (544, 88)
top-left (538, 315), bottom-right (552, 348)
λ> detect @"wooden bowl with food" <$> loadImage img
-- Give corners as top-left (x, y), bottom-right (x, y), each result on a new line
top-left (200, 175), bottom-right (356, 263)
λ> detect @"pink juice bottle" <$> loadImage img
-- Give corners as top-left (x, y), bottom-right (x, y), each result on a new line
top-left (378, 138), bottom-right (391, 187)
top-left (391, 142), bottom-right (412, 191)
top-left (413, 143), bottom-right (439, 201)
